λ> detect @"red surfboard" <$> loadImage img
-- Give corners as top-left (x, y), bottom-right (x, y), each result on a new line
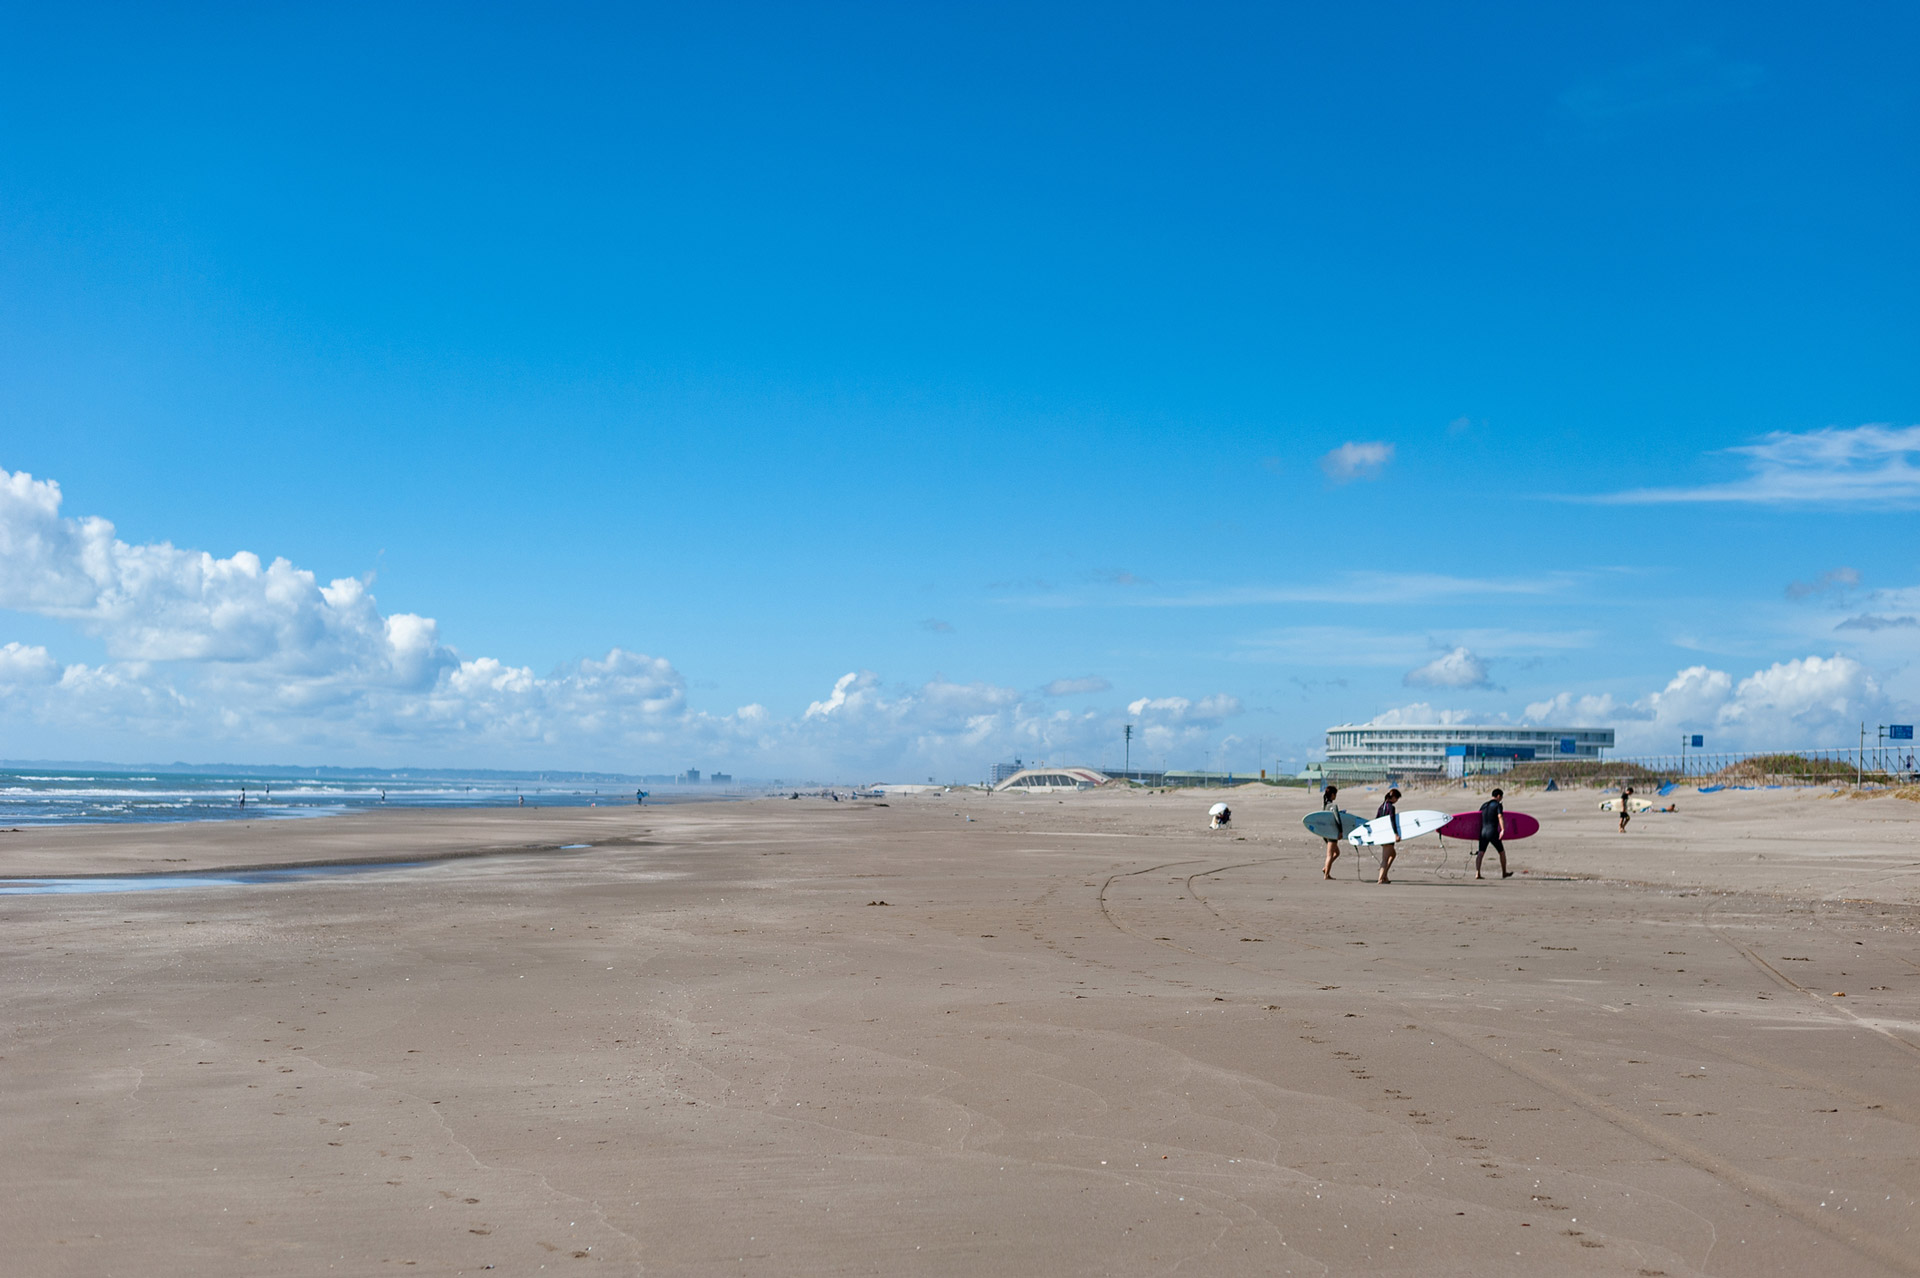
top-left (1439, 811), bottom-right (1539, 841)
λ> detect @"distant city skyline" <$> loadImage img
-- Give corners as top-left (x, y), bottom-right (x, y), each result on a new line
top-left (2, 4), bottom-right (1915, 776)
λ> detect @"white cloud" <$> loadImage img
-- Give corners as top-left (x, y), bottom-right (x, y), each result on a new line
top-left (1366, 704), bottom-right (1479, 726)
top-left (0, 466), bottom-right (1266, 777)
top-left (1126, 694), bottom-right (1241, 725)
top-left (1524, 655), bottom-right (1890, 753)
top-left (0, 465), bottom-right (710, 763)
top-left (804, 670), bottom-right (873, 719)
top-left (1591, 424), bottom-right (1920, 506)
top-left (1113, 693), bottom-right (1244, 763)
top-left (0, 642), bottom-right (58, 684)
top-left (0, 468), bottom-right (452, 682)
top-left (1404, 646), bottom-right (1493, 690)
top-left (1319, 441), bottom-right (1395, 483)
top-left (787, 673), bottom-right (1239, 775)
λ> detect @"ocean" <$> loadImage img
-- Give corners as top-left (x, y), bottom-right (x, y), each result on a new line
top-left (0, 767), bottom-right (687, 826)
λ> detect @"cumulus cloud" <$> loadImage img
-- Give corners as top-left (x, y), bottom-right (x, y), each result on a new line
top-left (0, 641), bottom-right (58, 684)
top-left (1591, 424), bottom-right (1920, 506)
top-left (0, 468), bottom-right (452, 683)
top-left (1045, 676), bottom-right (1111, 697)
top-left (0, 466), bottom-right (713, 763)
top-left (0, 465), bottom-right (1265, 777)
top-left (1319, 441), bottom-right (1394, 483)
top-left (1403, 646), bottom-right (1493, 690)
top-left (1113, 692), bottom-right (1243, 762)
top-left (1524, 655), bottom-right (1890, 753)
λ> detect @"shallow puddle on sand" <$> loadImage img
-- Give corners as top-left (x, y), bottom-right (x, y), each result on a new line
top-left (0, 860), bottom-right (438, 895)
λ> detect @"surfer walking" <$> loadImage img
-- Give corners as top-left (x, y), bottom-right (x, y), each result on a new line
top-left (1375, 788), bottom-right (1402, 884)
top-left (1475, 787), bottom-right (1512, 879)
top-left (1617, 785), bottom-right (1634, 833)
top-left (1320, 784), bottom-right (1344, 878)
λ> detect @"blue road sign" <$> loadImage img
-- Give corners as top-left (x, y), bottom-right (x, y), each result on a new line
top-left (1690, 735), bottom-right (1704, 748)
top-left (1891, 724), bottom-right (1914, 740)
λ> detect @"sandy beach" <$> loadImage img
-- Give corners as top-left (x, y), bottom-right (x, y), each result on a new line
top-left (2, 784), bottom-right (1916, 1276)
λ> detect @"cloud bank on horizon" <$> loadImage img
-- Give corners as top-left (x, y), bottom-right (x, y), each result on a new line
top-left (1369, 654), bottom-right (1888, 755)
top-left (0, 468), bottom-right (1242, 776)
top-left (0, 458), bottom-right (1912, 774)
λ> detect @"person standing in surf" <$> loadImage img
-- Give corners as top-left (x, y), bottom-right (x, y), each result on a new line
top-left (1375, 787), bottom-right (1402, 884)
top-left (1476, 787), bottom-right (1512, 879)
top-left (1320, 784), bottom-right (1344, 878)
top-left (1618, 784), bottom-right (1634, 833)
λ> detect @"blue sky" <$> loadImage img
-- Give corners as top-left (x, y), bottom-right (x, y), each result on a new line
top-left (1, 2), bottom-right (1915, 777)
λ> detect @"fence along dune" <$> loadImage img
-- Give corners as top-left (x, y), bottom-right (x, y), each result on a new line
top-left (1483, 745), bottom-right (1911, 790)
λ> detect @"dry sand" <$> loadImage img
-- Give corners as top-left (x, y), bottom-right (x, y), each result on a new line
top-left (2, 784), bottom-right (1916, 1276)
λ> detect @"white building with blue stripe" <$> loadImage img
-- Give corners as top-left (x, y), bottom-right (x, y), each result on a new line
top-left (1324, 723), bottom-right (1614, 780)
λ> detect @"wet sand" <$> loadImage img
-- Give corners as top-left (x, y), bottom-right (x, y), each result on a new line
top-left (2, 785), bottom-right (1916, 1275)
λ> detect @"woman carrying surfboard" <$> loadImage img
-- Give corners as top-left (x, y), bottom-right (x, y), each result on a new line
top-left (1375, 788), bottom-right (1401, 884)
top-left (1320, 784), bottom-right (1344, 879)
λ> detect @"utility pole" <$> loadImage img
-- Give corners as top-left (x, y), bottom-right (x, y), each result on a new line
top-left (1858, 721), bottom-right (1865, 787)
top-left (1123, 724), bottom-right (1132, 779)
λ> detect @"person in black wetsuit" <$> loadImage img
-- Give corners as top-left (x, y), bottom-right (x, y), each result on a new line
top-left (1320, 784), bottom-right (1344, 879)
top-left (1475, 787), bottom-right (1512, 879)
top-left (1375, 788), bottom-right (1402, 884)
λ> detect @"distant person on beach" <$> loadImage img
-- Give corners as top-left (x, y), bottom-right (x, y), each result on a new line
top-left (1375, 788), bottom-right (1402, 884)
top-left (635, 789), bottom-right (645, 807)
top-left (1476, 787), bottom-right (1511, 879)
top-left (1618, 785), bottom-right (1634, 833)
top-left (1320, 784), bottom-right (1344, 879)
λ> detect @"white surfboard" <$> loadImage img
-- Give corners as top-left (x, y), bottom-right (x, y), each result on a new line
top-left (1348, 809), bottom-right (1449, 846)
top-left (1303, 809), bottom-right (1365, 840)
top-left (1599, 798), bottom-right (1654, 813)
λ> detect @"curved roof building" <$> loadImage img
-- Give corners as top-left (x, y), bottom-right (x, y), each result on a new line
top-left (991, 767), bottom-right (1108, 793)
